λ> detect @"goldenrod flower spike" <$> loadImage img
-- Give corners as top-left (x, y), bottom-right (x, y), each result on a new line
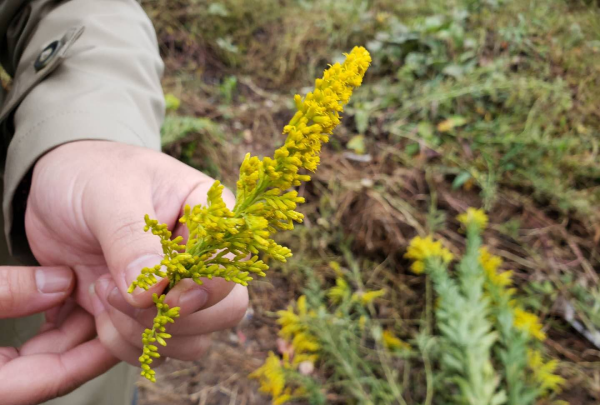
top-left (404, 235), bottom-right (453, 274)
top-left (129, 47), bottom-right (371, 382)
top-left (457, 207), bottom-right (489, 231)
top-left (513, 307), bottom-right (546, 341)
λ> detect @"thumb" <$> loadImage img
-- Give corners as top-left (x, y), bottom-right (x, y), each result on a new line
top-left (85, 186), bottom-right (168, 309)
top-left (0, 266), bottom-right (74, 318)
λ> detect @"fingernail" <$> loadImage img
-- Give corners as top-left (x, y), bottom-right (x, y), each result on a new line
top-left (179, 288), bottom-right (208, 312)
top-left (36, 267), bottom-right (73, 294)
top-left (107, 286), bottom-right (121, 306)
top-left (89, 281), bottom-right (106, 316)
top-left (125, 255), bottom-right (163, 294)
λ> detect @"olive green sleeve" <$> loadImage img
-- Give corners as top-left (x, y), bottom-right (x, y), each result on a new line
top-left (0, 0), bottom-right (164, 255)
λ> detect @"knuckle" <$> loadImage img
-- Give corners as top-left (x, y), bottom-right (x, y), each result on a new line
top-left (0, 270), bottom-right (25, 316)
top-left (110, 216), bottom-right (146, 246)
top-left (106, 216), bottom-right (160, 259)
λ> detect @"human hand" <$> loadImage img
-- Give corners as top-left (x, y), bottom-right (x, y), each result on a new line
top-left (25, 140), bottom-right (248, 365)
top-left (0, 265), bottom-right (117, 405)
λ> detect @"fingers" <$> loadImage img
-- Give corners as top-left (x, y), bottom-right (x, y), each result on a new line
top-left (99, 303), bottom-right (212, 361)
top-left (165, 284), bottom-right (249, 336)
top-left (0, 339), bottom-right (118, 405)
top-left (19, 306), bottom-right (96, 356)
top-left (0, 303), bottom-right (118, 405)
top-left (0, 266), bottom-right (74, 318)
top-left (108, 278), bottom-right (209, 319)
top-left (105, 276), bottom-right (248, 335)
top-left (89, 278), bottom-right (145, 366)
top-left (95, 277), bottom-right (246, 361)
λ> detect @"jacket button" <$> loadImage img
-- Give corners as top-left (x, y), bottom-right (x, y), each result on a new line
top-left (34, 40), bottom-right (61, 72)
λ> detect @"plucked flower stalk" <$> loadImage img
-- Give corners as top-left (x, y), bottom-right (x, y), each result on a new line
top-left (128, 47), bottom-right (371, 382)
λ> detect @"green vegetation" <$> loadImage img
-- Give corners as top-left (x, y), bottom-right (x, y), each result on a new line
top-left (141, 0), bottom-right (600, 403)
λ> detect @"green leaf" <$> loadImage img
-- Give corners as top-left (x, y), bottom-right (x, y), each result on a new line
top-left (207, 3), bottom-right (229, 16)
top-left (405, 142), bottom-right (420, 156)
top-left (347, 134), bottom-right (366, 155)
top-left (160, 116), bottom-right (220, 147)
top-left (354, 109), bottom-right (370, 134)
top-left (452, 171), bottom-right (472, 190)
top-left (437, 116), bottom-right (468, 132)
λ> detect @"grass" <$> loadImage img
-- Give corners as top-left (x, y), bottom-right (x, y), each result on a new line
top-left (139, 0), bottom-right (600, 403)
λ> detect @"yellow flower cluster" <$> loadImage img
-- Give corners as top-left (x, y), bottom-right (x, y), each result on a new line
top-left (277, 296), bottom-right (320, 366)
top-left (327, 276), bottom-right (385, 306)
top-left (478, 246), bottom-right (547, 342)
top-left (249, 352), bottom-right (293, 405)
top-left (382, 330), bottom-right (410, 351)
top-left (457, 207), bottom-right (489, 230)
top-left (353, 288), bottom-right (386, 305)
top-left (475, 227), bottom-right (563, 395)
top-left (139, 294), bottom-right (180, 383)
top-left (479, 247), bottom-right (513, 288)
top-left (404, 235), bottom-right (454, 274)
top-left (252, 295), bottom-right (320, 404)
top-left (129, 47), bottom-right (370, 381)
top-left (513, 307), bottom-right (546, 341)
top-left (527, 349), bottom-right (565, 395)
top-left (327, 277), bottom-right (350, 305)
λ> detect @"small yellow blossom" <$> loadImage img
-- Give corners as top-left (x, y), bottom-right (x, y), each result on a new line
top-left (457, 208), bottom-right (489, 230)
top-left (328, 277), bottom-right (351, 304)
top-left (404, 236), bottom-right (453, 274)
top-left (382, 330), bottom-right (410, 351)
top-left (358, 315), bottom-right (367, 330)
top-left (513, 307), bottom-right (546, 341)
top-left (249, 352), bottom-right (293, 404)
top-left (277, 296), bottom-right (320, 366)
top-left (527, 349), bottom-right (565, 394)
top-left (329, 260), bottom-right (344, 277)
top-left (353, 289), bottom-right (386, 305)
top-left (479, 247), bottom-right (513, 287)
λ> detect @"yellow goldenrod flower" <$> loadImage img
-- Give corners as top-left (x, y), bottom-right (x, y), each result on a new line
top-left (353, 288), bottom-right (386, 305)
top-left (130, 48), bottom-right (370, 381)
top-left (249, 352), bottom-right (293, 404)
top-left (404, 236), bottom-right (453, 274)
top-left (479, 247), bottom-right (513, 287)
top-left (527, 349), bottom-right (565, 395)
top-left (382, 330), bottom-right (410, 351)
top-left (329, 260), bottom-right (343, 277)
top-left (457, 208), bottom-right (489, 230)
top-left (328, 277), bottom-right (351, 305)
top-left (513, 307), bottom-right (546, 341)
top-left (277, 295), bottom-right (320, 366)
top-left (358, 315), bottom-right (367, 330)
top-left (164, 93), bottom-right (181, 111)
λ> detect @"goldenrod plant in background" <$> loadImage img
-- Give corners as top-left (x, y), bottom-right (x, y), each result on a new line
top-left (406, 208), bottom-right (564, 405)
top-left (251, 209), bottom-right (564, 405)
top-left (128, 47), bottom-right (372, 382)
